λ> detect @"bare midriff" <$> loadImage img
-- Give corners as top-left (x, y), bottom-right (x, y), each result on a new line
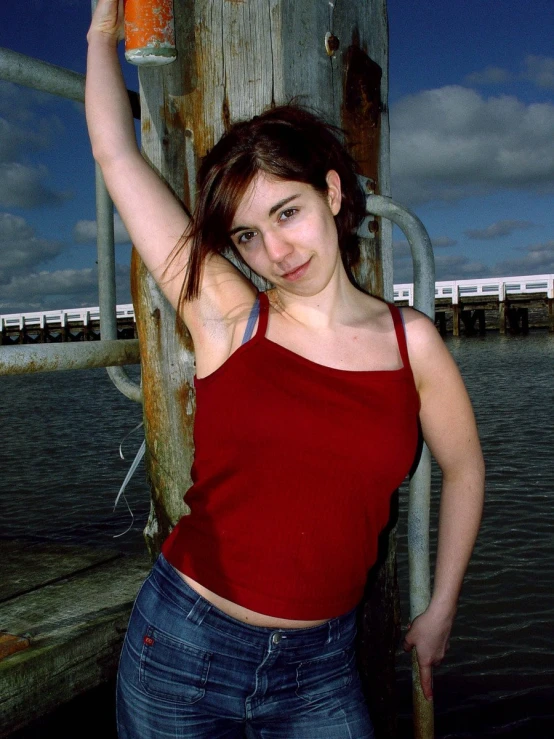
top-left (178, 571), bottom-right (329, 628)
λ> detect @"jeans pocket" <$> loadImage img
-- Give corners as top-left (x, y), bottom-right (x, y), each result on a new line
top-left (139, 625), bottom-right (212, 705)
top-left (295, 646), bottom-right (354, 703)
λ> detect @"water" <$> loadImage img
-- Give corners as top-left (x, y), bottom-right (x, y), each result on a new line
top-left (1, 334), bottom-right (553, 737)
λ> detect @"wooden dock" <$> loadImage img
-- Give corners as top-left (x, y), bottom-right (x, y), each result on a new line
top-left (0, 540), bottom-right (150, 737)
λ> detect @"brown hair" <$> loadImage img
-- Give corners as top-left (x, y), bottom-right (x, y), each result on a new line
top-left (176, 104), bottom-right (366, 303)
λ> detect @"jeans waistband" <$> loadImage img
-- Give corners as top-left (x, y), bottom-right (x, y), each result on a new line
top-left (151, 553), bottom-right (357, 651)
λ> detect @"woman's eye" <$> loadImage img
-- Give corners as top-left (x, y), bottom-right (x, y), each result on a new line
top-left (237, 230), bottom-right (257, 245)
top-left (280, 208), bottom-right (298, 221)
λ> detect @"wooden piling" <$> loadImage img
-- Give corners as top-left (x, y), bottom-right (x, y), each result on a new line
top-left (452, 303), bottom-right (460, 337)
top-left (133, 1), bottom-right (397, 734)
top-left (499, 300), bottom-right (506, 334)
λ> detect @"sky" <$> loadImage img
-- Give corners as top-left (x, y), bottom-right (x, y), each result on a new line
top-left (0, 0), bottom-right (553, 312)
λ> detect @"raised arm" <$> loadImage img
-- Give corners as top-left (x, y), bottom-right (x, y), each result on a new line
top-left (402, 309), bottom-right (485, 700)
top-left (85, 0), bottom-right (254, 362)
top-left (86, 0), bottom-right (189, 306)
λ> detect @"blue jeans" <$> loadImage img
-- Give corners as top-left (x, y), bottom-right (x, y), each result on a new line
top-left (117, 554), bottom-right (374, 738)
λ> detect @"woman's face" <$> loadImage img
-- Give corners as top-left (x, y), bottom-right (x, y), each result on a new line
top-left (229, 170), bottom-right (343, 296)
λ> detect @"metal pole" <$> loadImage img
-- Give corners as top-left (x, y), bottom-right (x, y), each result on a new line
top-left (366, 194), bottom-right (436, 738)
top-left (95, 166), bottom-right (142, 403)
top-left (0, 47), bottom-right (85, 102)
top-left (0, 340), bottom-right (140, 375)
top-left (89, 0), bottom-right (142, 404)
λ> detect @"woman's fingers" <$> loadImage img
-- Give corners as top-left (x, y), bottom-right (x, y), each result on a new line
top-left (89, 0), bottom-right (125, 42)
top-left (418, 660), bottom-right (434, 701)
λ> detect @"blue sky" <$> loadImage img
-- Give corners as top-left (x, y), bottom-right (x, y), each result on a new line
top-left (0, 0), bottom-right (553, 312)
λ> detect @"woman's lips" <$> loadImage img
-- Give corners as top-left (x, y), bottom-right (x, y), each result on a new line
top-left (281, 259), bottom-right (311, 281)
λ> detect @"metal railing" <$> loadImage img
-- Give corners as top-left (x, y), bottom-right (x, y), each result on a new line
top-left (366, 193), bottom-right (435, 737)
top-left (0, 46), bottom-right (142, 401)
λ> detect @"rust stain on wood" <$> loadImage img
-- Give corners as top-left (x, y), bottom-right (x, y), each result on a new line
top-left (222, 92), bottom-right (231, 133)
top-left (0, 633), bottom-right (30, 661)
top-left (341, 31), bottom-right (383, 297)
top-left (341, 32), bottom-right (382, 185)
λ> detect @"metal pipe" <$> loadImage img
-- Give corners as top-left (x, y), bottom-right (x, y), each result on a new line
top-left (0, 340), bottom-right (140, 375)
top-left (96, 166), bottom-right (118, 341)
top-left (365, 195), bottom-right (435, 318)
top-left (0, 47), bottom-right (85, 102)
top-left (0, 46), bottom-right (140, 117)
top-left (365, 194), bottom-right (435, 737)
top-left (95, 165), bottom-right (143, 403)
top-left (88, 1), bottom-right (142, 404)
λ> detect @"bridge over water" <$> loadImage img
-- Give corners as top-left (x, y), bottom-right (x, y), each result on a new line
top-left (1, 274), bottom-right (553, 344)
top-left (394, 273), bottom-right (554, 336)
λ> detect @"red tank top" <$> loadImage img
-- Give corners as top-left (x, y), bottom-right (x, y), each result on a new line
top-left (162, 292), bottom-right (420, 619)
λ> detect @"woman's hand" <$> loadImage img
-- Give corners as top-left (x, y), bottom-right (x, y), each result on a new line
top-left (87, 0), bottom-right (125, 45)
top-left (402, 605), bottom-right (454, 700)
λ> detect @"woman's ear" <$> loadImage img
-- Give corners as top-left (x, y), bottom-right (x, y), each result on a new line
top-left (325, 170), bottom-right (342, 216)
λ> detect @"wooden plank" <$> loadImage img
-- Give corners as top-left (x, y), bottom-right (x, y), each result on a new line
top-left (0, 540), bottom-right (120, 602)
top-left (0, 548), bottom-right (150, 736)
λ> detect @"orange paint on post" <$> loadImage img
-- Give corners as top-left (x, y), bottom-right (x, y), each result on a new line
top-left (124, 0), bottom-right (177, 66)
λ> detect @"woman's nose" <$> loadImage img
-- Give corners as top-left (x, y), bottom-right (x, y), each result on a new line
top-left (264, 232), bottom-right (293, 262)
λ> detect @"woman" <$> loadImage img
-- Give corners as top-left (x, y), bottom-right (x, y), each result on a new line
top-left (86, 1), bottom-right (485, 737)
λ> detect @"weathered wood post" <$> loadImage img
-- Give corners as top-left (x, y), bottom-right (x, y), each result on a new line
top-left (132, 1), bottom-right (397, 735)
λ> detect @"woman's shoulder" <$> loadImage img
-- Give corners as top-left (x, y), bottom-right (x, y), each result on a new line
top-left (398, 307), bottom-right (459, 391)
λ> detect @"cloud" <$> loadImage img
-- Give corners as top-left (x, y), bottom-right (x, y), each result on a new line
top-left (495, 240), bottom-right (554, 276)
top-left (0, 163), bottom-right (71, 208)
top-left (465, 220), bottom-right (535, 240)
top-left (390, 85), bottom-right (554, 204)
top-left (0, 213), bottom-right (65, 282)
top-left (0, 82), bottom-right (52, 121)
top-left (431, 236), bottom-right (457, 248)
top-left (0, 82), bottom-right (69, 208)
top-left (394, 237), bottom-right (554, 284)
top-left (0, 114), bottom-right (64, 164)
top-left (73, 214), bottom-right (131, 244)
top-left (464, 66), bottom-right (512, 85)
top-left (393, 245), bottom-right (490, 284)
top-left (522, 56), bottom-right (554, 89)
top-left (393, 235), bottom-right (457, 258)
top-left (0, 82), bottom-right (65, 162)
top-left (464, 57), bottom-right (554, 90)
top-left (0, 264), bottom-right (132, 313)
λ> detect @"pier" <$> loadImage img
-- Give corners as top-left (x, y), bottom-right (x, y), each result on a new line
top-left (2, 274), bottom-right (553, 344)
top-left (0, 306), bottom-right (137, 345)
top-left (395, 274), bottom-right (554, 335)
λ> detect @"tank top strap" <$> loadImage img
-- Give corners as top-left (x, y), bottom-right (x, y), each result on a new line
top-left (240, 294), bottom-right (260, 345)
top-left (388, 303), bottom-right (411, 369)
top-left (256, 291), bottom-right (270, 338)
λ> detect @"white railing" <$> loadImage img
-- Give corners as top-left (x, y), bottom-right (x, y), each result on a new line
top-left (393, 274), bottom-right (554, 306)
top-left (0, 305), bottom-right (135, 332)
